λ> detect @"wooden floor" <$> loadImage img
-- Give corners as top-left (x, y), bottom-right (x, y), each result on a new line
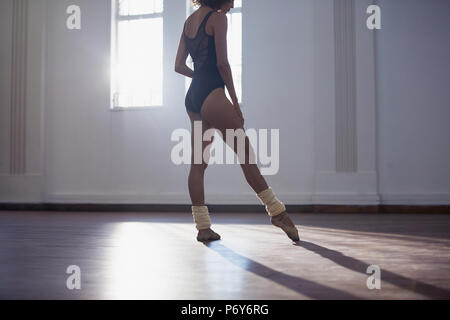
top-left (0, 211), bottom-right (449, 300)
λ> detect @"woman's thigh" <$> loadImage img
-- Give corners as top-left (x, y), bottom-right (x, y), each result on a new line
top-left (186, 109), bottom-right (215, 165)
top-left (201, 88), bottom-right (255, 163)
top-left (200, 88), bottom-right (243, 132)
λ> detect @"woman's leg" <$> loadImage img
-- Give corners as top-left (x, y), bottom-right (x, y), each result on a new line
top-left (200, 89), bottom-right (300, 241)
top-left (200, 88), bottom-right (268, 194)
top-left (186, 110), bottom-right (213, 206)
top-left (186, 109), bottom-right (220, 242)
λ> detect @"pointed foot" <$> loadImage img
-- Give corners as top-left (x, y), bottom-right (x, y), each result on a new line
top-left (271, 212), bottom-right (300, 242)
top-left (197, 228), bottom-right (221, 242)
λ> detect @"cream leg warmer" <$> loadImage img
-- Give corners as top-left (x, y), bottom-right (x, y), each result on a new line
top-left (256, 188), bottom-right (286, 217)
top-left (192, 206), bottom-right (212, 230)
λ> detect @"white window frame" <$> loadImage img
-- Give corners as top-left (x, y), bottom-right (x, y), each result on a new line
top-left (228, 2), bottom-right (242, 103)
top-left (110, 0), bottom-right (164, 110)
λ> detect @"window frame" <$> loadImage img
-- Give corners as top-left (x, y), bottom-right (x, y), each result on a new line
top-left (110, 0), bottom-right (165, 111)
top-left (228, 3), bottom-right (242, 104)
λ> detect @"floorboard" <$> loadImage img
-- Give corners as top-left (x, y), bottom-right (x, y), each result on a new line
top-left (0, 212), bottom-right (449, 299)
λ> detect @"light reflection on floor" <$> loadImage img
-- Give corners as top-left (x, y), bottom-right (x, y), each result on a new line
top-left (106, 222), bottom-right (179, 299)
top-left (105, 222), bottom-right (250, 300)
top-left (101, 219), bottom-right (450, 300)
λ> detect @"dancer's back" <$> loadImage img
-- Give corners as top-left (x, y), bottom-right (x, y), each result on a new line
top-left (184, 9), bottom-right (219, 73)
top-left (184, 9), bottom-right (225, 114)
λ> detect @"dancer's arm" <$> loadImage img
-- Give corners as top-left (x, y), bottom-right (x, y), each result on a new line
top-left (175, 31), bottom-right (194, 78)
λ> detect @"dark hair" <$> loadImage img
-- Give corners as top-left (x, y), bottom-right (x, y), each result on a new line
top-left (191, 0), bottom-right (231, 10)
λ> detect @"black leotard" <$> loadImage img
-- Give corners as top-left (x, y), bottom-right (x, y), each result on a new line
top-left (184, 10), bottom-right (225, 114)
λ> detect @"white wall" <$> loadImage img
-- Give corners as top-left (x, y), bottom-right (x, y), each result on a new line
top-left (0, 0), bottom-right (45, 201)
top-left (0, 0), bottom-right (13, 174)
top-left (1, 0), bottom-right (449, 205)
top-left (377, 0), bottom-right (450, 204)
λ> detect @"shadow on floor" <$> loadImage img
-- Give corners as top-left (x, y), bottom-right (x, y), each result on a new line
top-left (294, 214), bottom-right (450, 240)
top-left (204, 241), bottom-right (361, 299)
top-left (298, 240), bottom-right (450, 299)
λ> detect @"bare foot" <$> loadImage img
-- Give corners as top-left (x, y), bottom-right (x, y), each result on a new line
top-left (270, 212), bottom-right (300, 242)
top-left (197, 228), bottom-right (221, 242)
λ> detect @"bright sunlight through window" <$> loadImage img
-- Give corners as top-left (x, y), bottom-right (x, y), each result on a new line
top-left (111, 0), bottom-right (164, 108)
top-left (186, 0), bottom-right (242, 103)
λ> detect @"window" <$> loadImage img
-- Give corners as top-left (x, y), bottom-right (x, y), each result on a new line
top-left (185, 0), bottom-right (242, 103)
top-left (227, 0), bottom-right (242, 102)
top-left (111, 0), bottom-right (164, 108)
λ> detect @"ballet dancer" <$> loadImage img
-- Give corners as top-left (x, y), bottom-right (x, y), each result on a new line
top-left (175, 0), bottom-right (299, 242)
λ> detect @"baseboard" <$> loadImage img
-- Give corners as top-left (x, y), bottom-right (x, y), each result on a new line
top-left (380, 193), bottom-right (450, 205)
top-left (0, 174), bottom-right (44, 202)
top-left (42, 191), bottom-right (450, 205)
top-left (43, 192), bottom-right (313, 205)
top-left (0, 203), bottom-right (449, 214)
